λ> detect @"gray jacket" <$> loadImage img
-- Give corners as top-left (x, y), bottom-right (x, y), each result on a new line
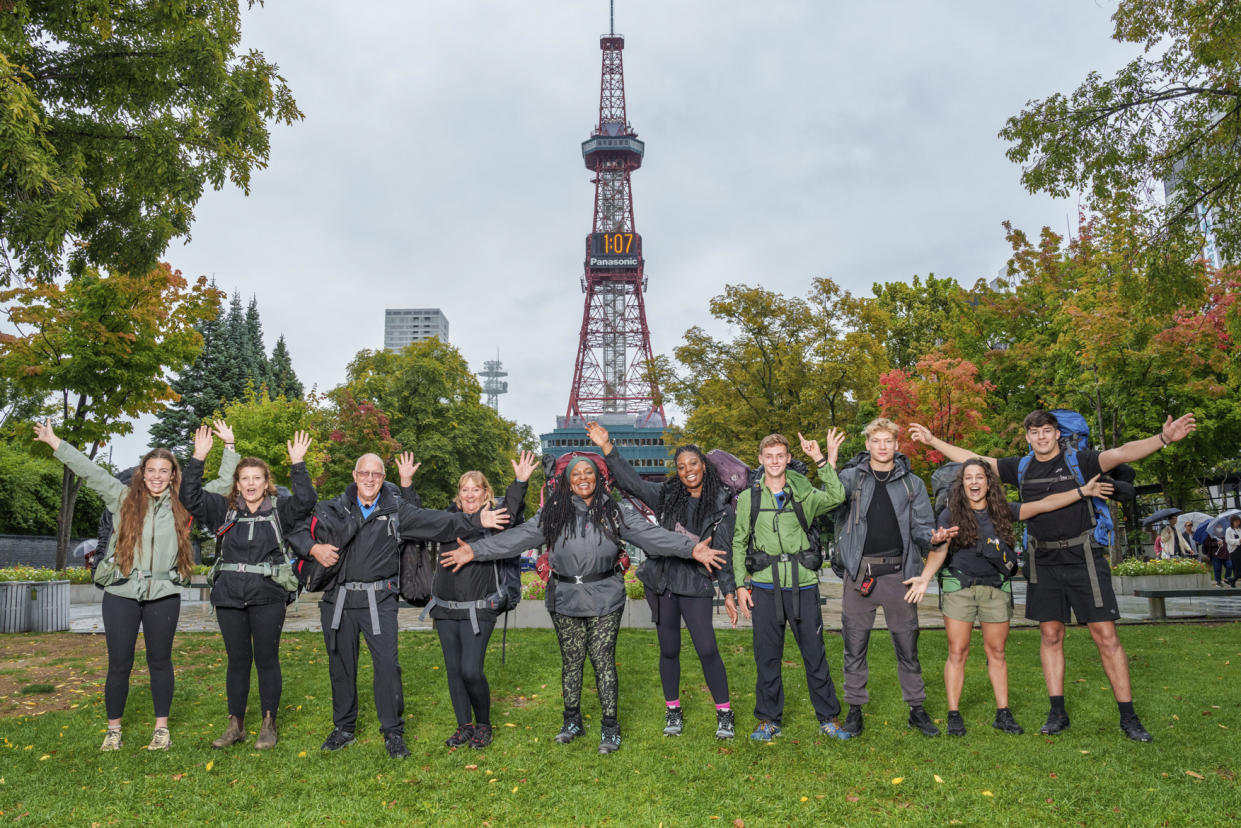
top-left (469, 497), bottom-right (696, 617)
top-left (833, 451), bottom-right (934, 581)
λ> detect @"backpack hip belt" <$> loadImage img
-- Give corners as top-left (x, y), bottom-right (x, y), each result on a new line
top-left (218, 561), bottom-right (277, 576)
top-left (861, 551), bottom-right (903, 578)
top-left (551, 564), bottom-right (622, 585)
top-left (419, 595), bottom-right (497, 635)
top-left (331, 579), bottom-right (396, 635)
top-left (1028, 529), bottom-right (1104, 607)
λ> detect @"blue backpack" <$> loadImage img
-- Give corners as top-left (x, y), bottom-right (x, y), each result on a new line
top-left (1016, 409), bottom-right (1114, 548)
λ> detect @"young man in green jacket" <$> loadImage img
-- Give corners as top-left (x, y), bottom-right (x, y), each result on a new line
top-left (733, 433), bottom-right (850, 741)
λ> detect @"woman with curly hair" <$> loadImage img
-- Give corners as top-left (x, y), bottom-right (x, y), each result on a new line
top-left (586, 421), bottom-right (738, 739)
top-left (441, 454), bottom-right (725, 754)
top-left (180, 421), bottom-right (316, 751)
top-left (904, 458), bottom-right (1114, 737)
top-left (34, 419), bottom-right (237, 752)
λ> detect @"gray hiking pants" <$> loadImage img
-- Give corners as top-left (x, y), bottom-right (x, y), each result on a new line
top-left (841, 571), bottom-right (926, 706)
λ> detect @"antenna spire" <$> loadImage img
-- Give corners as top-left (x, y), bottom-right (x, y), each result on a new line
top-left (610, 0), bottom-right (614, 36)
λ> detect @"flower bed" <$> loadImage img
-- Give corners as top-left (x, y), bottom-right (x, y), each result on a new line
top-left (1111, 558), bottom-right (1208, 577)
top-left (0, 566), bottom-right (91, 584)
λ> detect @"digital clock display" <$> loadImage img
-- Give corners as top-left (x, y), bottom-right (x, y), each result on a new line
top-left (588, 232), bottom-right (642, 268)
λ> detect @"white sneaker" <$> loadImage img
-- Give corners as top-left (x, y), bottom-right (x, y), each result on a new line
top-left (147, 727), bottom-right (171, 750)
top-left (100, 728), bottom-right (123, 751)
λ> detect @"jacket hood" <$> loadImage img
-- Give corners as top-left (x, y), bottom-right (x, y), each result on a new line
top-left (784, 468), bottom-right (818, 497)
top-left (841, 451), bottom-right (914, 478)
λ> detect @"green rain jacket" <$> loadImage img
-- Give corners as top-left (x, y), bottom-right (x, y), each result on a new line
top-left (731, 467), bottom-right (845, 589)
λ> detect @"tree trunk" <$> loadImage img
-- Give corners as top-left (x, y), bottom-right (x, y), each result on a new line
top-left (55, 465), bottom-right (83, 571)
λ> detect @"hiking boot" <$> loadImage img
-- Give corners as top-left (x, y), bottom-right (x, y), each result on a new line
top-left (946, 710), bottom-right (966, 737)
top-left (819, 719), bottom-right (852, 741)
top-left (715, 709), bottom-right (736, 740)
top-left (469, 724), bottom-right (493, 749)
top-left (1120, 716), bottom-right (1153, 743)
top-left (147, 726), bottom-right (171, 751)
top-left (749, 720), bottom-right (781, 741)
top-left (663, 706), bottom-right (684, 736)
top-left (445, 723), bottom-right (475, 748)
top-left (320, 728), bottom-right (357, 751)
top-left (992, 708), bottom-right (1023, 735)
top-left (212, 715), bottom-right (246, 749)
top-left (255, 713), bottom-right (278, 750)
top-left (908, 706), bottom-right (941, 737)
top-left (100, 727), bottom-right (122, 752)
top-left (384, 732), bottom-right (410, 759)
top-left (1040, 709), bottom-right (1070, 735)
top-left (554, 712), bottom-right (584, 744)
top-left (598, 721), bottom-right (622, 754)
top-left (841, 704), bottom-right (864, 737)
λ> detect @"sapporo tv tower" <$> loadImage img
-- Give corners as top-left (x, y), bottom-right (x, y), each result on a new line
top-left (540, 5), bottom-right (669, 477)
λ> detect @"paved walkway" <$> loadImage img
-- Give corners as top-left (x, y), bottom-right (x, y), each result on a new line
top-left (68, 575), bottom-right (1241, 634)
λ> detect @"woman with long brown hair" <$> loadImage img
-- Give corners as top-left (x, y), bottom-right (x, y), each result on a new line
top-left (904, 458), bottom-right (1113, 737)
top-left (35, 419), bottom-right (237, 751)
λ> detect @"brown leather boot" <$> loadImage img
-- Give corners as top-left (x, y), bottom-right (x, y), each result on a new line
top-left (212, 715), bottom-right (246, 749)
top-left (255, 712), bottom-right (278, 750)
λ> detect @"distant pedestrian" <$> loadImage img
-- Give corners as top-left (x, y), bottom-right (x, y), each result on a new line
top-left (1179, 522), bottom-right (1198, 558)
top-left (1205, 533), bottom-right (1231, 587)
top-left (1226, 516), bottom-right (1241, 588)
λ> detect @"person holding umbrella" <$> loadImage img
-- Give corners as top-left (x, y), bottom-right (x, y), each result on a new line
top-left (1226, 515), bottom-right (1241, 588)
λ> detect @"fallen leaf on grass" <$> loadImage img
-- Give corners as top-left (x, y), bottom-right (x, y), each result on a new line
top-left (205, 760), bottom-right (214, 772)
top-left (799, 797), bottom-right (807, 802)
top-left (982, 791), bottom-right (994, 797)
top-left (846, 795), bottom-right (859, 803)
top-left (1172, 715), bottom-right (1179, 721)
top-left (1185, 771), bottom-right (1204, 780)
top-left (934, 775), bottom-right (944, 784)
top-left (1049, 772), bottom-right (1057, 779)
top-left (733, 820), bottom-right (745, 828)
top-left (298, 751), bottom-right (307, 758)
top-left (1079, 750), bottom-right (1090, 754)
top-left (465, 764), bottom-right (478, 771)
top-left (891, 777), bottom-right (903, 785)
top-left (511, 786), bottom-right (518, 793)
top-left (171, 774), bottom-right (185, 781)
top-left (504, 723), bottom-right (517, 728)
top-left (38, 755), bottom-right (49, 761)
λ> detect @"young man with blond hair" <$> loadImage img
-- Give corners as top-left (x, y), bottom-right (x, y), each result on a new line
top-left (733, 432), bottom-right (850, 741)
top-left (802, 418), bottom-right (948, 738)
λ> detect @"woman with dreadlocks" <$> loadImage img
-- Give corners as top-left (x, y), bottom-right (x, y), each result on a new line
top-left (585, 421), bottom-right (738, 739)
top-left (903, 458), bottom-right (1114, 737)
top-left (441, 454), bottom-right (725, 754)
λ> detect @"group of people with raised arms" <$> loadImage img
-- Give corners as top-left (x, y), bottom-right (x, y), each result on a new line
top-left (34, 404), bottom-right (1195, 756)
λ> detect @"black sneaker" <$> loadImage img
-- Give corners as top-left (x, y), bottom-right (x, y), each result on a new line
top-left (992, 708), bottom-right (1023, 735)
top-left (469, 723), bottom-right (493, 749)
top-left (946, 710), bottom-right (966, 737)
top-left (445, 723), bottom-right (474, 748)
top-left (384, 732), bottom-right (410, 758)
top-left (1040, 709), bottom-right (1070, 735)
top-left (663, 706), bottom-right (684, 736)
top-left (320, 729), bottom-right (356, 751)
top-left (554, 712), bottom-right (584, 744)
top-left (715, 709), bottom-right (735, 740)
top-left (908, 705), bottom-right (941, 737)
top-left (1120, 716), bottom-right (1153, 743)
top-left (598, 721), bottom-right (621, 754)
top-left (841, 704), bottom-right (864, 737)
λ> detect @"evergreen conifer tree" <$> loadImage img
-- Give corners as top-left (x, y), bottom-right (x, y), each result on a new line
top-left (268, 335), bottom-right (304, 399)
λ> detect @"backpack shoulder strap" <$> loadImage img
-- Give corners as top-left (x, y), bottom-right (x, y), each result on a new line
top-left (1016, 453), bottom-right (1033, 495)
top-left (215, 508), bottom-right (240, 539)
top-left (745, 484), bottom-right (762, 552)
top-left (788, 495), bottom-right (811, 538)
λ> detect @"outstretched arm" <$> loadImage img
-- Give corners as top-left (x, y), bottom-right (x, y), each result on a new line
top-left (1015, 474), bottom-right (1114, 520)
top-left (908, 423), bottom-right (996, 473)
top-left (1097, 413), bottom-right (1196, 473)
top-left (203, 420), bottom-right (239, 496)
top-left (902, 525), bottom-right (958, 603)
top-left (36, 421), bottom-right (127, 507)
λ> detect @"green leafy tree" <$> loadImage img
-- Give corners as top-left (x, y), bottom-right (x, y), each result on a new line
top-left (870, 274), bottom-right (961, 371)
top-left (1000, 0), bottom-right (1241, 259)
top-left (0, 1), bottom-right (302, 284)
top-left (315, 390), bottom-right (401, 496)
top-left (0, 263), bottom-right (219, 566)
top-left (198, 387), bottom-right (326, 488)
top-left (0, 441), bottom-right (103, 537)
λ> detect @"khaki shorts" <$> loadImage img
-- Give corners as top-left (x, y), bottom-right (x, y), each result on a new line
top-left (941, 584), bottom-right (1013, 624)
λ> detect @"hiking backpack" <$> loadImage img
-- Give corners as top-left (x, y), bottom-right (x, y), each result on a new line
top-left (533, 451), bottom-right (630, 582)
top-left (1015, 409), bottom-right (1114, 550)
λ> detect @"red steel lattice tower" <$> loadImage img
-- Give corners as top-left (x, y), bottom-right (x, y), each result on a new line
top-left (564, 20), bottom-right (665, 427)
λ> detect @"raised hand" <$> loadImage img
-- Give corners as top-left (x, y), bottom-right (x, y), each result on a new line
top-left (213, 419), bottom-right (235, 446)
top-left (512, 450), bottom-right (538, 483)
top-left (691, 539), bottom-right (727, 571)
top-left (907, 423), bottom-right (935, 445)
top-left (480, 506), bottom-right (511, 530)
top-left (825, 427), bottom-right (847, 468)
top-left (32, 420), bottom-right (60, 451)
top-left (797, 431), bottom-right (823, 463)
top-left (1080, 474), bottom-right (1114, 500)
top-left (440, 538), bottom-right (476, 572)
top-left (192, 424), bottom-right (214, 461)
top-left (585, 421), bottom-right (611, 451)
top-left (930, 525), bottom-right (959, 546)
top-left (287, 430), bottom-right (312, 464)
top-left (394, 452), bottom-right (420, 487)
top-left (1162, 413), bottom-right (1196, 444)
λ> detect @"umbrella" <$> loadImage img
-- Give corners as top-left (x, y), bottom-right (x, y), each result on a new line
top-left (1175, 511), bottom-right (1212, 534)
top-left (1141, 507), bottom-right (1182, 528)
top-left (1203, 509), bottom-right (1241, 541)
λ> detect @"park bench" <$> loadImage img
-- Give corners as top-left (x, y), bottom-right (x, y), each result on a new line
top-left (1132, 588), bottom-right (1239, 620)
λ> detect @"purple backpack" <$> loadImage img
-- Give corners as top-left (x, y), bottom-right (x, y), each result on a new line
top-left (706, 449), bottom-right (751, 498)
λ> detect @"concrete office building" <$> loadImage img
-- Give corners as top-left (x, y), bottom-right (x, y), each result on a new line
top-left (384, 308), bottom-right (450, 350)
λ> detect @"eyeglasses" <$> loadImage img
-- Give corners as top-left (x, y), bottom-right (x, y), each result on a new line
top-left (354, 471), bottom-right (385, 480)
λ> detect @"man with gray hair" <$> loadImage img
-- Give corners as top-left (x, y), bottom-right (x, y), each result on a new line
top-left (801, 419), bottom-right (946, 738)
top-left (287, 453), bottom-right (508, 758)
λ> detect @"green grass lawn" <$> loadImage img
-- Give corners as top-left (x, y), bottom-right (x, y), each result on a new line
top-left (1, 623), bottom-right (1238, 826)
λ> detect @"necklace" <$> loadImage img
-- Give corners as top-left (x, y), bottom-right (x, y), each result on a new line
top-left (870, 465), bottom-right (894, 483)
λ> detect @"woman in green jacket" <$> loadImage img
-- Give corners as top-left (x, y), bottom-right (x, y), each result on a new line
top-left (35, 420), bottom-right (238, 752)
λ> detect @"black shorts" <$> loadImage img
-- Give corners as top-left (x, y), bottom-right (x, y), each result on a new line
top-left (1024, 551), bottom-right (1120, 625)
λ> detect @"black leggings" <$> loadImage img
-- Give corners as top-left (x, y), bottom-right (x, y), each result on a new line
top-left (653, 591), bottom-right (730, 704)
top-left (552, 609), bottom-right (623, 721)
top-left (216, 602), bottom-right (287, 718)
top-left (436, 616), bottom-right (497, 726)
top-left (102, 592), bottom-right (181, 720)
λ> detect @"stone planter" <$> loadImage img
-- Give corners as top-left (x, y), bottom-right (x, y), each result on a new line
top-left (28, 579), bottom-right (70, 632)
top-left (70, 584), bottom-right (104, 604)
top-left (0, 581), bottom-right (33, 632)
top-left (1111, 573), bottom-right (1212, 596)
top-left (514, 600), bottom-right (554, 628)
top-left (625, 597), bottom-right (654, 629)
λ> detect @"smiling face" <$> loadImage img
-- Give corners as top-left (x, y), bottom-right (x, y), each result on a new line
top-left (1025, 424), bottom-right (1061, 459)
top-left (142, 457), bottom-right (174, 497)
top-left (675, 450), bottom-right (706, 495)
top-left (352, 454), bottom-right (385, 504)
top-left (758, 444), bottom-right (790, 481)
top-left (962, 463), bottom-right (989, 508)
top-left (568, 461), bottom-right (598, 503)
top-left (235, 461), bottom-right (271, 508)
top-left (457, 475), bottom-right (490, 514)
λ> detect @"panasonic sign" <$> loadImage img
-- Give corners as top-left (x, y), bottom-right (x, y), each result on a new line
top-left (589, 256), bottom-right (640, 268)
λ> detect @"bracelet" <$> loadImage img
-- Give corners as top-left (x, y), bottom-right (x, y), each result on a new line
top-left (1077, 487), bottom-right (1085, 500)
top-left (816, 458), bottom-right (829, 468)
top-left (1157, 432), bottom-right (1169, 447)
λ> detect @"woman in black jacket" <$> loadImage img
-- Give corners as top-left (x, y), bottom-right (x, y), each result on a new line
top-left (181, 422), bottom-right (316, 750)
top-left (427, 451), bottom-right (536, 750)
top-left (441, 454), bottom-right (726, 754)
top-left (586, 421), bottom-right (738, 739)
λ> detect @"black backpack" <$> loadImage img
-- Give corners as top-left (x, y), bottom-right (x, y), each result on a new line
top-left (399, 540), bottom-right (437, 606)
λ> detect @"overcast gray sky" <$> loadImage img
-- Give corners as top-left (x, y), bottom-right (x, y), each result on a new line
top-left (109, 0), bottom-right (1139, 462)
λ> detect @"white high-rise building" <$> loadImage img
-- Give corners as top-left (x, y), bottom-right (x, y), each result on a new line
top-left (384, 308), bottom-right (449, 351)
